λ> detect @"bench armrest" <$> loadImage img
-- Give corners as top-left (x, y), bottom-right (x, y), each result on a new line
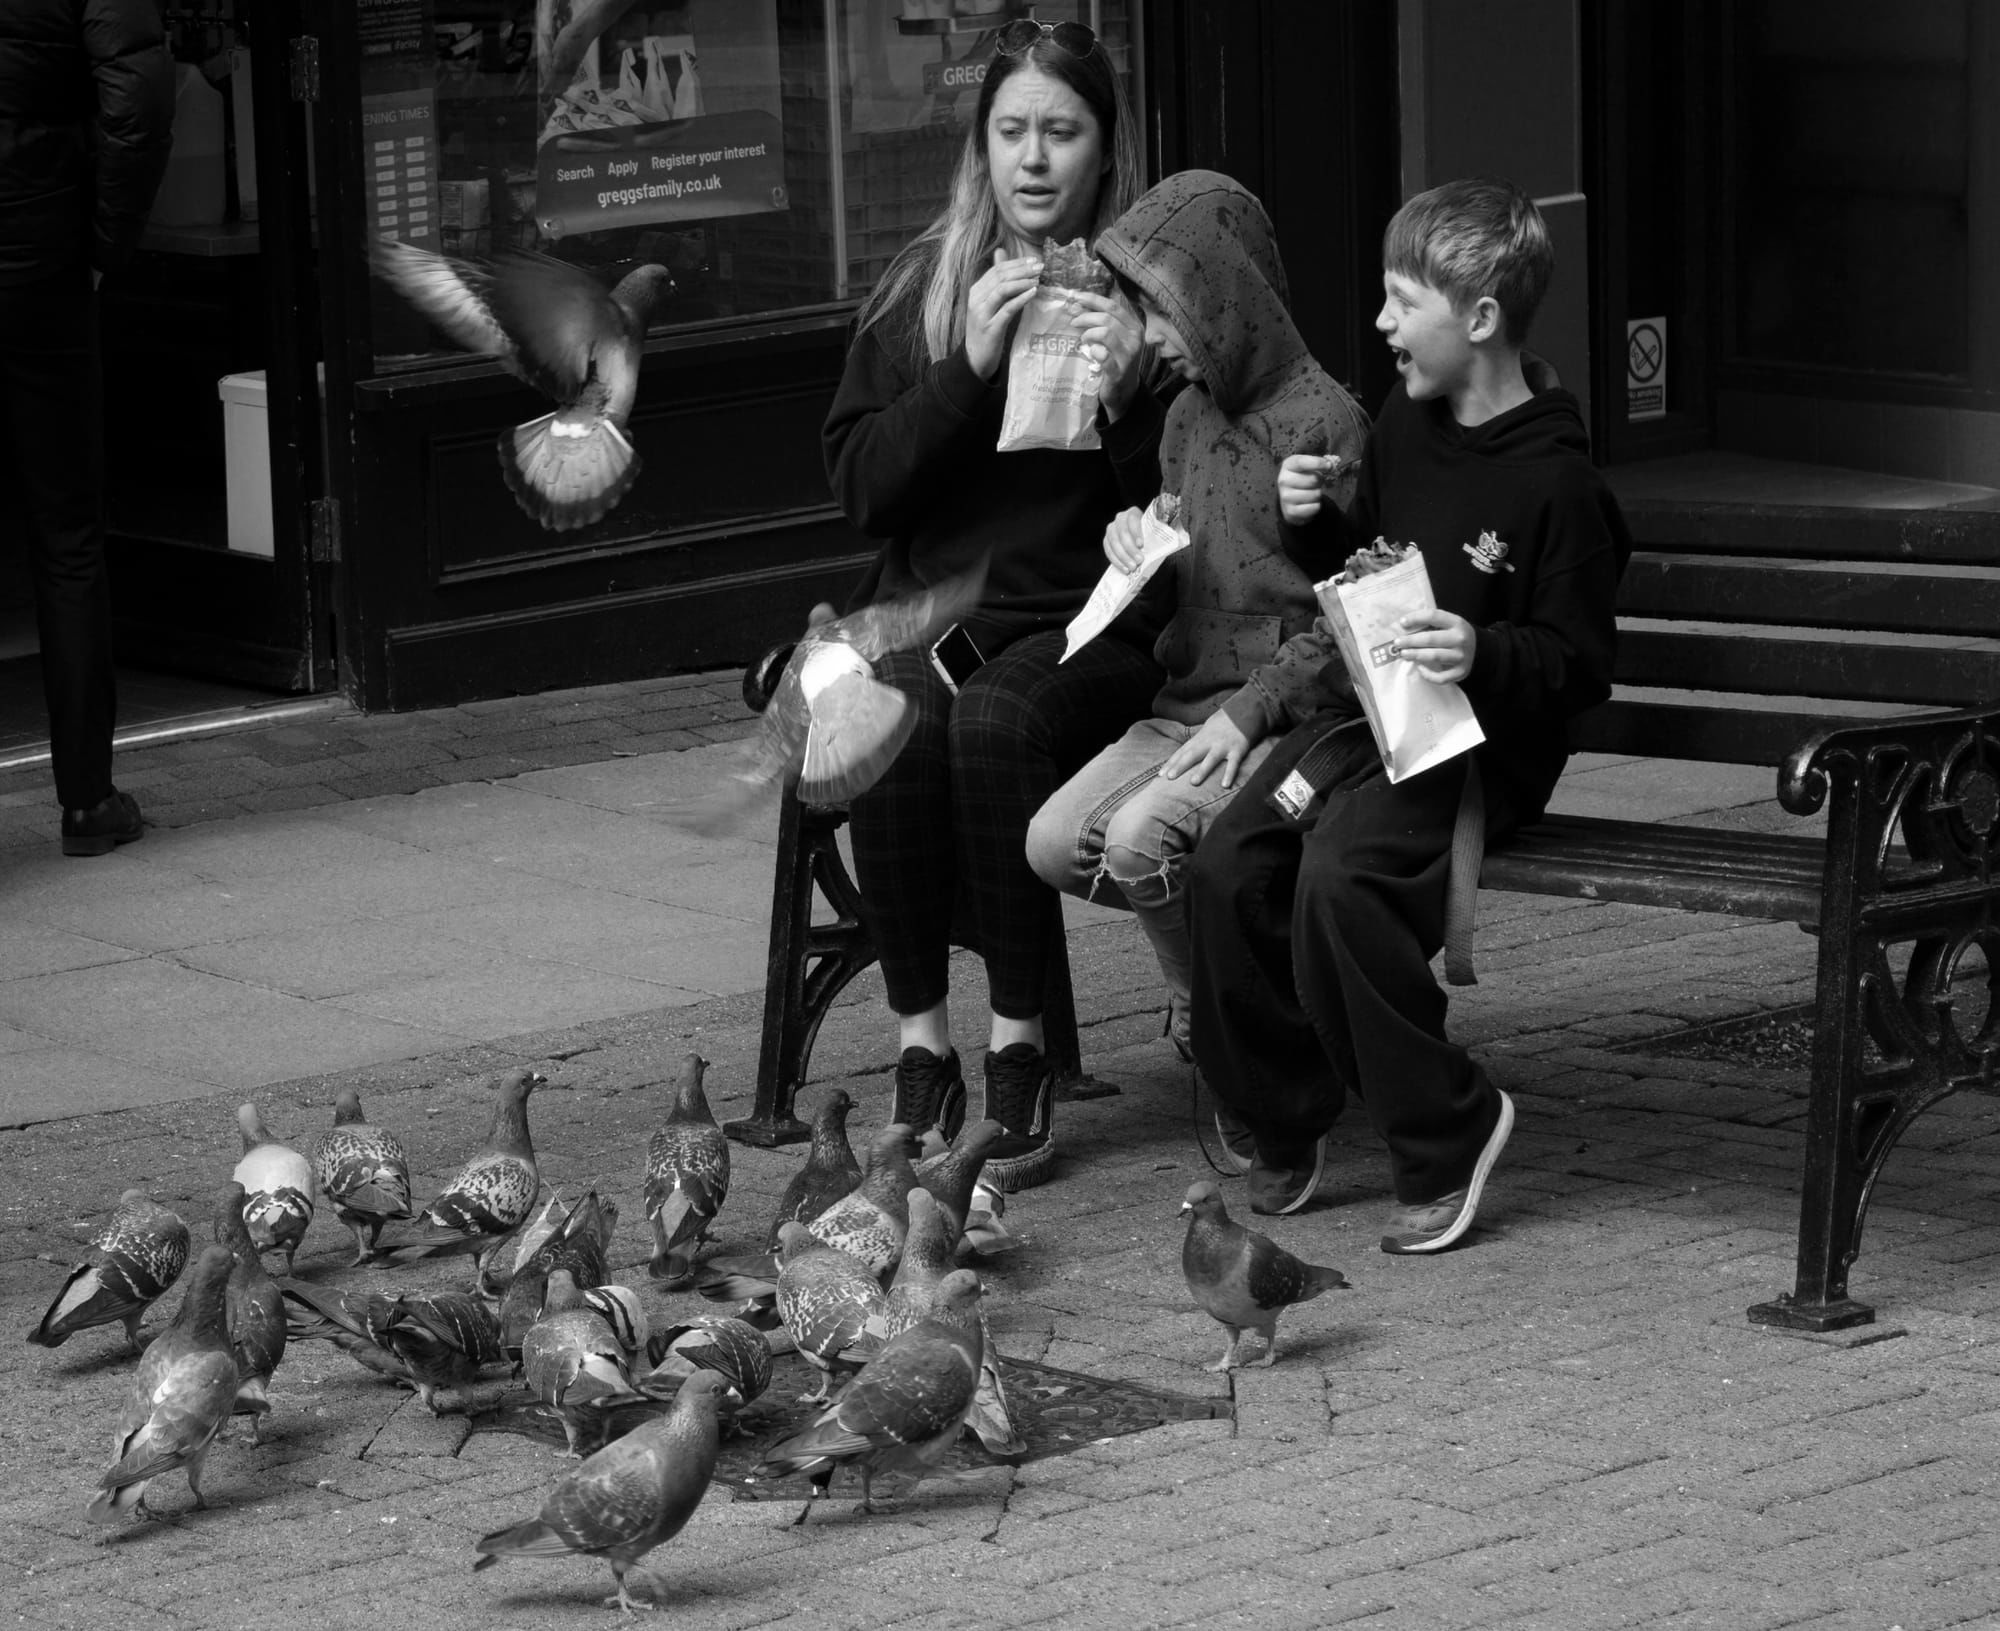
top-left (1779, 696), bottom-right (2000, 821)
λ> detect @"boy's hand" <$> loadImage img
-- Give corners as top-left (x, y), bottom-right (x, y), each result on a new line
top-left (1068, 288), bottom-right (1147, 420)
top-left (1392, 609), bottom-right (1475, 684)
top-left (1160, 711), bottom-right (1254, 789)
top-left (1102, 506), bottom-right (1145, 573)
top-left (1278, 454), bottom-right (1339, 524)
top-left (964, 250), bottom-right (1044, 380)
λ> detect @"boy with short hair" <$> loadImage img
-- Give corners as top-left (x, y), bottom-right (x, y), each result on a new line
top-left (1185, 177), bottom-right (1631, 1241)
top-left (1026, 169), bottom-right (1369, 1068)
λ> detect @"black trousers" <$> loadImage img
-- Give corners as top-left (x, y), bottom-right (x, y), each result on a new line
top-left (1185, 712), bottom-right (1503, 1206)
top-left (848, 627), bottom-right (1162, 1019)
top-left (0, 269), bottom-right (116, 811)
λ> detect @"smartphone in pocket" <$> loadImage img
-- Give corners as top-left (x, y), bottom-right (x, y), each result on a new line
top-left (928, 623), bottom-right (987, 695)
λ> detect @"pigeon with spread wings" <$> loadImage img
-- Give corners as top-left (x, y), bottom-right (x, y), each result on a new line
top-left (672, 564), bottom-right (987, 834)
top-left (369, 239), bottom-right (672, 532)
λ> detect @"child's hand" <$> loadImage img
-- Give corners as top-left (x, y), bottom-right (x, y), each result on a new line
top-left (1159, 711), bottom-right (1254, 789)
top-left (1068, 288), bottom-right (1146, 419)
top-left (964, 250), bottom-right (1044, 379)
top-left (1278, 454), bottom-right (1338, 525)
top-left (1103, 507), bottom-right (1145, 573)
top-left (1392, 609), bottom-right (1475, 684)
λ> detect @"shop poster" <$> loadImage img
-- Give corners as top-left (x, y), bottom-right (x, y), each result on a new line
top-left (359, 0), bottom-right (439, 249)
top-left (532, 0), bottom-right (785, 239)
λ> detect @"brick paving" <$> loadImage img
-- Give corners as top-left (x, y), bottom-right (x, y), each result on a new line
top-left (5, 676), bottom-right (2000, 1629)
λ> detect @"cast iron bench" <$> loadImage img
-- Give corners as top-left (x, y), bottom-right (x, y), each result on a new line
top-left (727, 503), bottom-right (2000, 1334)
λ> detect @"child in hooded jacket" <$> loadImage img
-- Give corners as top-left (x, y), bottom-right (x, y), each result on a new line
top-left (1026, 170), bottom-right (1370, 1059)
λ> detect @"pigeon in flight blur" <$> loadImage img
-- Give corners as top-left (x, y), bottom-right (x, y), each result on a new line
top-left (369, 239), bottom-right (672, 532)
top-left (670, 563), bottom-right (986, 833)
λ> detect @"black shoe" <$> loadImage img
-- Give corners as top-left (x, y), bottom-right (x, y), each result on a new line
top-left (892, 1046), bottom-right (966, 1141)
top-left (1246, 1134), bottom-right (1327, 1216)
top-left (61, 789), bottom-right (143, 858)
top-left (981, 1042), bottom-right (1056, 1192)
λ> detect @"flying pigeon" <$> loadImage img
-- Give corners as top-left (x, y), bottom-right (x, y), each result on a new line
top-left (669, 565), bottom-right (986, 834)
top-left (498, 1188), bottom-right (617, 1355)
top-left (310, 1089), bottom-right (414, 1265)
top-left (522, 1271), bottom-right (644, 1456)
top-left (773, 1222), bottom-right (890, 1405)
top-left (807, 1122), bottom-right (920, 1280)
top-left (1180, 1181), bottom-right (1349, 1371)
top-left (281, 1283), bottom-right (507, 1413)
top-left (29, 1188), bottom-right (188, 1354)
top-left (761, 1268), bottom-right (985, 1521)
top-left (473, 1369), bottom-right (736, 1614)
top-left (764, 1088), bottom-right (862, 1251)
top-left (213, 1184), bottom-right (287, 1444)
top-left (369, 239), bottom-right (673, 532)
top-left (232, 1103), bottom-right (317, 1274)
top-left (86, 1244), bottom-right (240, 1524)
top-left (389, 1067), bottom-right (543, 1284)
top-left (645, 1054), bottom-right (730, 1287)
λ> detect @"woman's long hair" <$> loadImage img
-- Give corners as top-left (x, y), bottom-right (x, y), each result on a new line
top-left (856, 35), bottom-right (1143, 365)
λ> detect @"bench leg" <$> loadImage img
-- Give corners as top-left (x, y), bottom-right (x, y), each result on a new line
top-left (1042, 914), bottom-right (1116, 1101)
top-left (725, 795), bottom-right (879, 1149)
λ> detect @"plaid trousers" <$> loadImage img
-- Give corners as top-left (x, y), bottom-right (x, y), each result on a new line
top-left (848, 627), bottom-right (1163, 1018)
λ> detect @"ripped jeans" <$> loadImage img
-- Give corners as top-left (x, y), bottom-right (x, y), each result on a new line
top-left (1026, 716), bottom-right (1275, 1051)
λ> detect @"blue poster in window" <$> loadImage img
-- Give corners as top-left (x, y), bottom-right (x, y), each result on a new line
top-left (531, 0), bottom-right (785, 239)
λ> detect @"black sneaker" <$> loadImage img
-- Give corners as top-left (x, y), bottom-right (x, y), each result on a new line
top-left (892, 1046), bottom-right (966, 1141)
top-left (1246, 1134), bottom-right (1327, 1216)
top-left (1211, 1102), bottom-right (1258, 1176)
top-left (981, 1042), bottom-right (1056, 1192)
top-left (61, 789), bottom-right (143, 858)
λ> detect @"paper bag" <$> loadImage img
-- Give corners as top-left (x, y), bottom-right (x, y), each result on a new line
top-left (998, 238), bottom-right (1113, 453)
top-left (1062, 494), bottom-right (1189, 661)
top-left (1314, 548), bottom-right (1484, 783)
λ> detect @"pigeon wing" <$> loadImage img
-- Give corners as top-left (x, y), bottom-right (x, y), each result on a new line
top-left (486, 250), bottom-right (626, 406)
top-left (369, 239), bottom-right (512, 358)
top-left (839, 562), bottom-right (988, 664)
top-left (798, 672), bottom-right (913, 806)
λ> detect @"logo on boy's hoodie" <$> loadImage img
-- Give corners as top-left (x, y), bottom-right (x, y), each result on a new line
top-left (1463, 530), bottom-right (1514, 574)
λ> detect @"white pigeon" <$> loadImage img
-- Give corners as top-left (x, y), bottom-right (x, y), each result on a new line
top-left (232, 1104), bottom-right (317, 1275)
top-left (369, 239), bottom-right (673, 532)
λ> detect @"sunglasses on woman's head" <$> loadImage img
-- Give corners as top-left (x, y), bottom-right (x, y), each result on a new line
top-left (995, 17), bottom-right (1098, 58)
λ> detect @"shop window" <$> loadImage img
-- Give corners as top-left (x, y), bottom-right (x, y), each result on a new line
top-left (364, 0), bottom-right (1138, 369)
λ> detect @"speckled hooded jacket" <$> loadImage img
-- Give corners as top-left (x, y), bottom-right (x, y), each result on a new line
top-left (1095, 170), bottom-right (1371, 735)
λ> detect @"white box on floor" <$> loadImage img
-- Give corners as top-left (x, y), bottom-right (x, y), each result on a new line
top-left (218, 370), bottom-right (273, 557)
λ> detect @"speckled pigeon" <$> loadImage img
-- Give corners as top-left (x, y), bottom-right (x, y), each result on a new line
top-left (473, 1369), bottom-right (735, 1613)
top-left (87, 1245), bottom-right (239, 1524)
top-left (522, 1271), bottom-right (644, 1456)
top-left (281, 1282), bottom-right (507, 1413)
top-left (369, 239), bottom-right (674, 533)
top-left (773, 1222), bottom-right (890, 1405)
top-left (390, 1067), bottom-right (543, 1284)
top-left (761, 1268), bottom-right (985, 1520)
top-left (1180, 1181), bottom-right (1349, 1371)
top-left (232, 1103), bottom-right (316, 1274)
top-left (499, 1187), bottom-right (617, 1355)
top-left (640, 1315), bottom-right (773, 1416)
top-left (213, 1184), bottom-right (286, 1444)
top-left (808, 1122), bottom-right (920, 1279)
top-left (670, 565), bottom-right (985, 834)
top-left (485, 1188), bottom-right (571, 1293)
top-left (645, 1054), bottom-right (729, 1287)
top-left (765, 1088), bottom-right (863, 1251)
top-left (310, 1089), bottom-right (414, 1265)
top-left (30, 1188), bottom-right (188, 1354)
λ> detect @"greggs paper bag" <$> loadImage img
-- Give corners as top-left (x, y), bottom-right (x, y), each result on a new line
top-left (1062, 493), bottom-right (1189, 661)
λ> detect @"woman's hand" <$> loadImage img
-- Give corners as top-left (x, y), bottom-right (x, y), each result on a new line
top-left (1160, 711), bottom-right (1254, 789)
top-left (1068, 288), bottom-right (1147, 420)
top-left (965, 251), bottom-right (1044, 380)
top-left (1393, 609), bottom-right (1476, 684)
top-left (1277, 453), bottom-right (1339, 525)
top-left (1103, 506), bottom-right (1145, 572)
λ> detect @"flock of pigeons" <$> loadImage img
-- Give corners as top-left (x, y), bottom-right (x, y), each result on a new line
top-left (27, 1056), bottom-right (1350, 1613)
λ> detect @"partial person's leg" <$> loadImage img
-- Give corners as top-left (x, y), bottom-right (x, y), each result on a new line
top-left (0, 272), bottom-right (123, 834)
top-left (1295, 755), bottom-right (1510, 1250)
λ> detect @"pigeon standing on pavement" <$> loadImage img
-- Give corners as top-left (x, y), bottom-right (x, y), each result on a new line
top-left (808, 1122), bottom-right (920, 1279)
top-left (281, 1283), bottom-right (508, 1413)
top-left (29, 1188), bottom-right (188, 1354)
top-left (1180, 1181), bottom-right (1349, 1371)
top-left (915, 1119), bottom-right (1005, 1244)
top-left (213, 1184), bottom-right (287, 1444)
top-left (764, 1088), bottom-right (863, 1251)
top-left (86, 1245), bottom-right (239, 1524)
top-left (773, 1222), bottom-right (890, 1406)
top-left (369, 239), bottom-right (674, 532)
top-left (473, 1369), bottom-right (736, 1614)
top-left (232, 1104), bottom-right (317, 1274)
top-left (485, 1188), bottom-right (571, 1293)
top-left (761, 1269), bottom-right (985, 1521)
top-left (521, 1270), bottom-right (644, 1457)
top-left (671, 565), bottom-right (985, 833)
top-left (391, 1067), bottom-right (544, 1285)
top-left (310, 1089), bottom-right (414, 1265)
top-left (498, 1188), bottom-right (617, 1355)
top-left (640, 1316), bottom-right (773, 1416)
top-left (645, 1054), bottom-right (730, 1288)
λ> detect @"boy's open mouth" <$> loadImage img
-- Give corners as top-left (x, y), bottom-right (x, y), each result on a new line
top-left (1390, 346), bottom-right (1412, 366)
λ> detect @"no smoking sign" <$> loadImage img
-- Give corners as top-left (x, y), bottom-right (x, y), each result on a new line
top-left (1627, 317), bottom-right (1666, 422)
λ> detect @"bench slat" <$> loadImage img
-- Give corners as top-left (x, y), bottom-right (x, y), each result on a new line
top-left (1619, 554), bottom-right (2000, 636)
top-left (1613, 625), bottom-right (2000, 706)
top-left (1482, 814), bottom-right (1823, 922)
top-left (1569, 696), bottom-right (1886, 764)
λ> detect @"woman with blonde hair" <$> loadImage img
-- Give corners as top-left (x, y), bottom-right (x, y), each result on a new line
top-left (823, 16), bottom-right (1167, 1190)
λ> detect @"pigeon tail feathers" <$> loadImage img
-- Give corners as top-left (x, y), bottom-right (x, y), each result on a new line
top-left (501, 412), bottom-right (639, 532)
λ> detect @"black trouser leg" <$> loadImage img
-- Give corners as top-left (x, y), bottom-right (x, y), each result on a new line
top-left (0, 270), bottom-right (116, 811)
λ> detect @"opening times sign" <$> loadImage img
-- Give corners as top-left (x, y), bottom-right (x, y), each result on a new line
top-left (535, 107), bottom-right (785, 238)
